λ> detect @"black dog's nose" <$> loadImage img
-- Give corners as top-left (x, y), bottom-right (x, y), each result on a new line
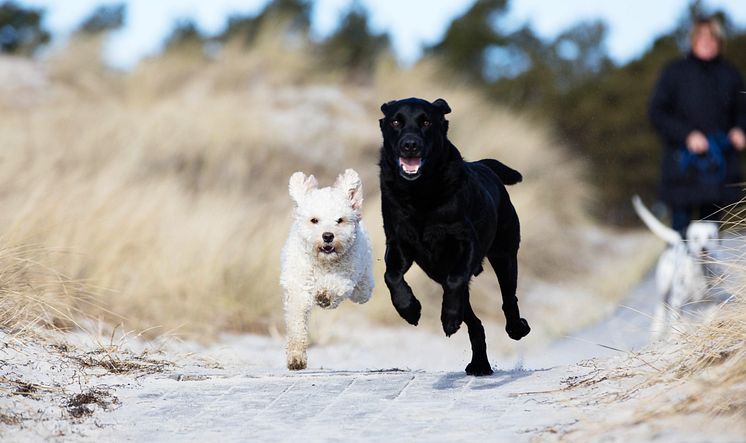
top-left (322, 232), bottom-right (334, 243)
top-left (401, 140), bottom-right (419, 155)
top-left (399, 136), bottom-right (422, 156)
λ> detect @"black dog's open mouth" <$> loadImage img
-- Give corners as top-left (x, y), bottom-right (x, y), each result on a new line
top-left (399, 157), bottom-right (423, 179)
top-left (320, 245), bottom-right (336, 254)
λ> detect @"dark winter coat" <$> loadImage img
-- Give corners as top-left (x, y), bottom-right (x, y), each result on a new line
top-left (649, 53), bottom-right (746, 207)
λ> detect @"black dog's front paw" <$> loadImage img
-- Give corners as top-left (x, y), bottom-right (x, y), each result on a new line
top-left (465, 359), bottom-right (493, 376)
top-left (505, 318), bottom-right (531, 340)
top-left (394, 297), bottom-right (421, 326)
top-left (441, 309), bottom-right (463, 337)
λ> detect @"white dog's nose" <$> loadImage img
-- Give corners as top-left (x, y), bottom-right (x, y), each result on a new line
top-left (322, 232), bottom-right (334, 243)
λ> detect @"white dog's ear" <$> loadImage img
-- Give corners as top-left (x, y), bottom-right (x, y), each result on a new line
top-left (288, 172), bottom-right (318, 204)
top-left (334, 169), bottom-right (363, 212)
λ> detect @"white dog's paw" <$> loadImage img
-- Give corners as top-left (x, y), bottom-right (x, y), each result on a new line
top-left (314, 290), bottom-right (342, 309)
top-left (313, 275), bottom-right (350, 309)
top-left (287, 350), bottom-right (307, 370)
top-left (314, 290), bottom-right (332, 308)
top-left (350, 289), bottom-right (372, 304)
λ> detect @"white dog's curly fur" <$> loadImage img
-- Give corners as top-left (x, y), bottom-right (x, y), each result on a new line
top-left (280, 169), bottom-right (374, 370)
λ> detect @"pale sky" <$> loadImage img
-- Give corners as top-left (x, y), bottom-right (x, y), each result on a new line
top-left (16, 0), bottom-right (746, 69)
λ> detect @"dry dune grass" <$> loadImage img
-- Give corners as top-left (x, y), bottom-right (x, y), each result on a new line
top-left (552, 217), bottom-right (746, 441)
top-left (626, 228), bottom-right (746, 426)
top-left (0, 25), bottom-right (647, 341)
top-left (0, 243), bottom-right (93, 336)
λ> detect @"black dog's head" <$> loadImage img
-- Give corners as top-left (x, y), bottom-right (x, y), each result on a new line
top-left (379, 97), bottom-right (451, 181)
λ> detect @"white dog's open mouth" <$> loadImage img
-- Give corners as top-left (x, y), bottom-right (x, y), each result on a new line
top-left (399, 157), bottom-right (423, 177)
top-left (319, 245), bottom-right (336, 254)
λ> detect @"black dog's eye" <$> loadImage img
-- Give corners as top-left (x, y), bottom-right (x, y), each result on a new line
top-left (391, 119), bottom-right (401, 129)
top-left (310, 218), bottom-right (319, 224)
top-left (336, 218), bottom-right (344, 224)
top-left (422, 119), bottom-right (431, 127)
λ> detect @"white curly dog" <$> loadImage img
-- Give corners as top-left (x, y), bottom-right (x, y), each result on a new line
top-left (632, 196), bottom-right (720, 340)
top-left (280, 169), bottom-right (374, 370)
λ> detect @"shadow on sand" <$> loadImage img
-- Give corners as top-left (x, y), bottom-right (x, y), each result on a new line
top-left (432, 368), bottom-right (550, 391)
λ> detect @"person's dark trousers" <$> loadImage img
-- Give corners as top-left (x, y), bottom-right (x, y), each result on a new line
top-left (671, 203), bottom-right (721, 235)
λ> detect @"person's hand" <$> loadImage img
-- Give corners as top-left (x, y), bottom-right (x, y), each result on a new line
top-left (728, 127), bottom-right (746, 151)
top-left (686, 130), bottom-right (709, 154)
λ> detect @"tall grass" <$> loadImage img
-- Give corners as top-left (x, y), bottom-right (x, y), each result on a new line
top-left (0, 26), bottom-right (645, 340)
top-left (554, 207), bottom-right (746, 440)
top-left (0, 244), bottom-right (92, 336)
top-left (629, 222), bottom-right (746, 422)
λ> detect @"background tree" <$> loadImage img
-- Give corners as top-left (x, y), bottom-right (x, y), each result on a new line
top-left (319, 2), bottom-right (390, 80)
top-left (218, 0), bottom-right (311, 46)
top-left (428, 0), bottom-right (511, 85)
top-left (163, 19), bottom-right (206, 54)
top-left (484, 26), bottom-right (554, 107)
top-left (550, 34), bottom-right (680, 221)
top-left (76, 3), bottom-right (126, 35)
top-left (0, 1), bottom-right (50, 55)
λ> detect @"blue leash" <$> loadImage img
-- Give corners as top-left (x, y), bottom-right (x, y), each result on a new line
top-left (678, 132), bottom-right (732, 185)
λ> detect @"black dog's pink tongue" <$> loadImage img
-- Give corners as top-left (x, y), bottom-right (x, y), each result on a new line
top-left (399, 157), bottom-right (422, 174)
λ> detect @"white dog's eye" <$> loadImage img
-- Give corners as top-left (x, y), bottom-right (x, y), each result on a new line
top-left (336, 218), bottom-right (344, 224)
top-left (310, 218), bottom-right (319, 224)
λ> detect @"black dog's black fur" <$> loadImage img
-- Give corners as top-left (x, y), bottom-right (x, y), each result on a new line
top-left (378, 97), bottom-right (530, 376)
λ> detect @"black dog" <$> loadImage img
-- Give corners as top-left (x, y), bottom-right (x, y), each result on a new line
top-left (378, 97), bottom-right (530, 376)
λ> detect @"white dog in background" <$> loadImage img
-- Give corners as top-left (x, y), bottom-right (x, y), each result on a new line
top-left (280, 169), bottom-right (374, 370)
top-left (632, 196), bottom-right (720, 339)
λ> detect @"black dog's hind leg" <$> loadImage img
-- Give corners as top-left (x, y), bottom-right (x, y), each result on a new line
top-left (464, 299), bottom-right (493, 376)
top-left (384, 242), bottom-right (421, 326)
top-left (488, 251), bottom-right (530, 340)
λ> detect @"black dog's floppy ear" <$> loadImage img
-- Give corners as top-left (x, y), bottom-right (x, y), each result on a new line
top-left (432, 98), bottom-right (451, 115)
top-left (380, 100), bottom-right (396, 115)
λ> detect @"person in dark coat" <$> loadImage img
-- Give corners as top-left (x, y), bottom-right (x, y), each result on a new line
top-left (649, 16), bottom-right (746, 233)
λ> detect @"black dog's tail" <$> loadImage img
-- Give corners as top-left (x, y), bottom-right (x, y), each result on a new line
top-left (476, 159), bottom-right (522, 185)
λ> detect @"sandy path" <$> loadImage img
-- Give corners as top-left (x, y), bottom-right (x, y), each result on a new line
top-left (84, 276), bottom-right (660, 442)
top-left (96, 366), bottom-right (587, 442)
top-left (524, 272), bottom-right (656, 368)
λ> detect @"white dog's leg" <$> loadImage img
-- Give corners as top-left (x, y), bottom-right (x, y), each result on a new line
top-left (284, 289), bottom-right (313, 370)
top-left (314, 274), bottom-right (354, 309)
top-left (350, 265), bottom-right (374, 304)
